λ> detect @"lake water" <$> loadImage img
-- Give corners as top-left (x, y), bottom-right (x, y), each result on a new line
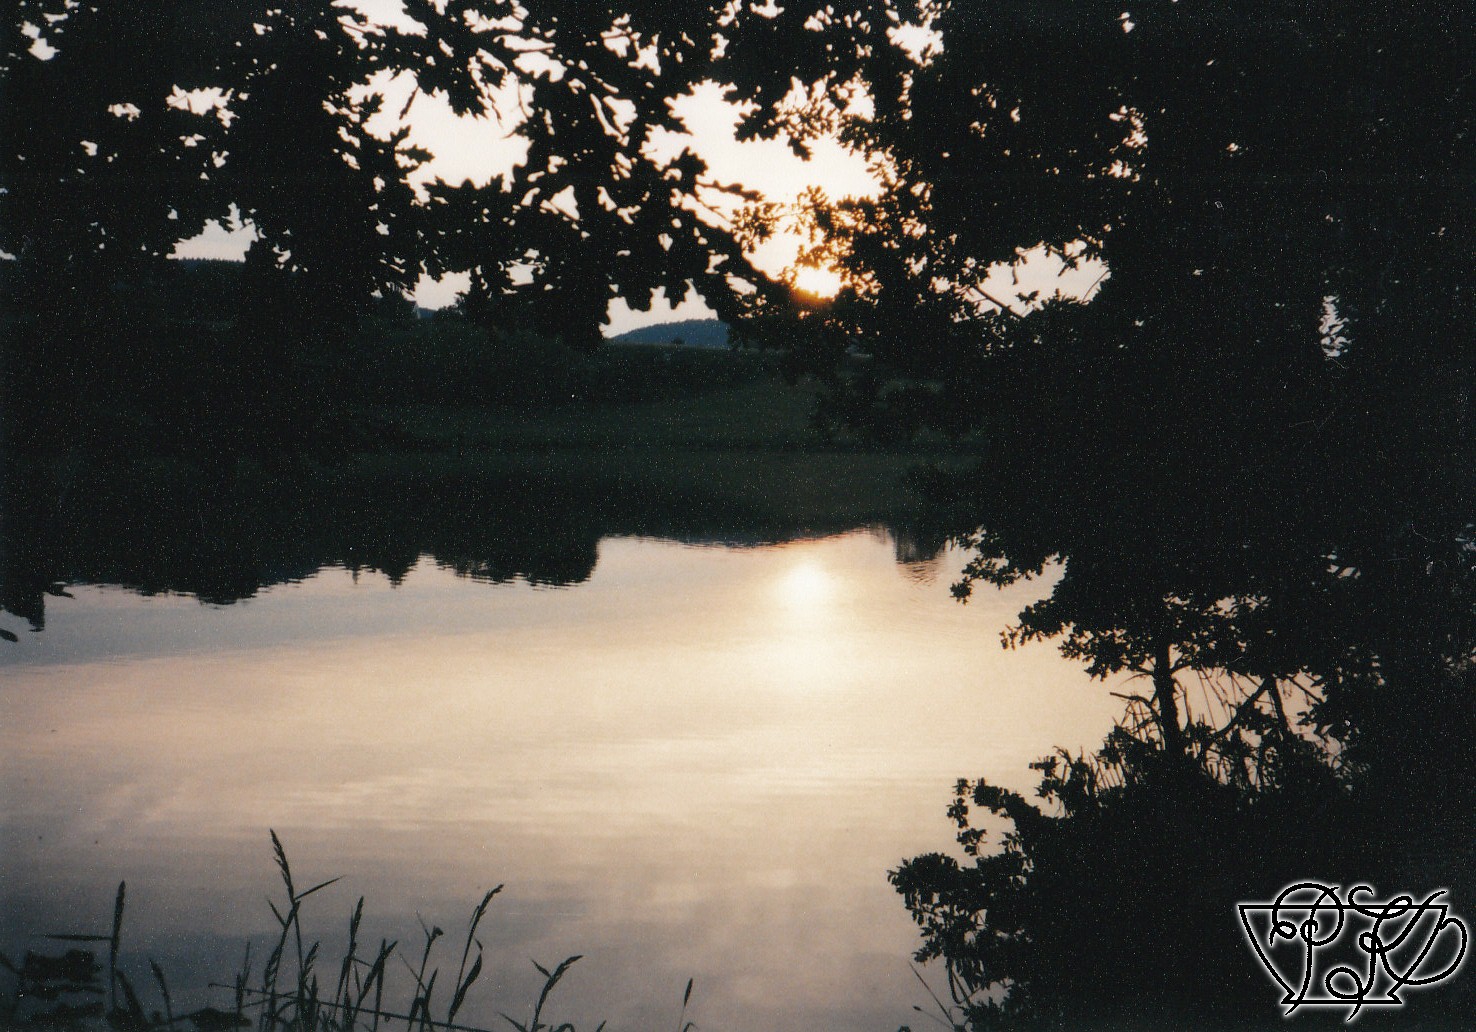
top-left (0, 529), bottom-right (1119, 1032)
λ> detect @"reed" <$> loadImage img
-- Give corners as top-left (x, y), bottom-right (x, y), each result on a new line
top-left (0, 832), bottom-right (693, 1032)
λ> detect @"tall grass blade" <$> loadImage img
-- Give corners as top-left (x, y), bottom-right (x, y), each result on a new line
top-left (296, 941), bottom-right (321, 1030)
top-left (453, 889), bottom-right (499, 1008)
top-left (150, 959), bottom-right (174, 1029)
top-left (675, 976), bottom-right (696, 1032)
top-left (446, 954), bottom-right (481, 1024)
top-left (418, 969), bottom-right (438, 1032)
top-left (447, 885), bottom-right (499, 1027)
top-left (261, 899), bottom-right (298, 1032)
top-left (270, 831), bottom-right (294, 900)
top-left (232, 941), bottom-right (251, 1032)
top-left (109, 882), bottom-right (125, 1016)
top-left (404, 920), bottom-right (443, 1031)
top-left (267, 830), bottom-right (313, 1005)
top-left (908, 965), bottom-right (959, 1031)
top-left (114, 968), bottom-right (148, 1032)
top-left (526, 956), bottom-right (580, 1032)
top-left (371, 939), bottom-right (393, 1032)
top-left (295, 876), bottom-right (343, 903)
top-left (352, 938), bottom-right (396, 1032)
top-left (336, 897), bottom-right (365, 1020)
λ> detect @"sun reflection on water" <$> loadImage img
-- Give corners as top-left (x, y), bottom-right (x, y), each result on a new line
top-left (0, 531), bottom-right (1120, 1032)
top-left (777, 559), bottom-right (833, 610)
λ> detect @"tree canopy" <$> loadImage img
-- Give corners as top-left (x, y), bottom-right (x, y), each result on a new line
top-left (714, 5), bottom-right (1476, 1025)
top-left (735, 0), bottom-right (1476, 748)
top-left (5, 6), bottom-right (1476, 1021)
top-left (1, 2), bottom-right (839, 449)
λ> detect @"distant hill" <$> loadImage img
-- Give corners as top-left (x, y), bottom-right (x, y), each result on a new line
top-left (608, 318), bottom-right (729, 349)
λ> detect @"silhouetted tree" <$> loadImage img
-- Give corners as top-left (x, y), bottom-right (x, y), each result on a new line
top-left (731, 0), bottom-right (1476, 758)
top-left (2, 2), bottom-right (804, 451)
top-left (420, 4), bottom-right (774, 351)
top-left (721, 4), bottom-right (1476, 1026)
top-left (221, 3), bottom-right (499, 329)
top-left (2, 2), bottom-right (239, 450)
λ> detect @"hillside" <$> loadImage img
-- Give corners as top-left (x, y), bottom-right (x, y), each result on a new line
top-left (608, 318), bottom-right (729, 349)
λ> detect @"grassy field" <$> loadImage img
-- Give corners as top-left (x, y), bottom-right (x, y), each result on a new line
top-left (353, 367), bottom-right (941, 528)
top-left (391, 378), bottom-right (819, 452)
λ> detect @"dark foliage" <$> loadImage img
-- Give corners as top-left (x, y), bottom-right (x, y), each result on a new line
top-left (708, 4), bottom-right (1476, 1027)
top-left (7, 4), bottom-right (1476, 1026)
top-left (1, 2), bottom-right (811, 456)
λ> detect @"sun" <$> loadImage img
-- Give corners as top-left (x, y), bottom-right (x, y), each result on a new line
top-left (791, 264), bottom-right (845, 299)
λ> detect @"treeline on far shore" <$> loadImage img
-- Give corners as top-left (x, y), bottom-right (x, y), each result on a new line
top-left (1, 259), bottom-right (786, 463)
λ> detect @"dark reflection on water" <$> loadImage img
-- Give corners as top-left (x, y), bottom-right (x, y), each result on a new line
top-left (0, 462), bottom-right (951, 634)
top-left (5, 434), bottom-right (1475, 1032)
top-left (9, 360), bottom-right (1474, 1032)
top-left (0, 468), bottom-right (1012, 1032)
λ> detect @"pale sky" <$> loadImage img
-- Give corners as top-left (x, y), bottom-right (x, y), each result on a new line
top-left (174, 78), bottom-right (880, 334)
top-left (173, 4), bottom-right (1104, 335)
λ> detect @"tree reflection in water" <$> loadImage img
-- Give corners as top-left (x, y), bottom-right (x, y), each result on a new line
top-left (734, 5), bottom-right (1476, 1028)
top-left (890, 391), bottom-right (1476, 1028)
top-left (5, 4), bottom-right (1475, 1029)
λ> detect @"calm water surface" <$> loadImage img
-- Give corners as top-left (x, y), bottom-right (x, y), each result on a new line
top-left (0, 530), bottom-right (1119, 1032)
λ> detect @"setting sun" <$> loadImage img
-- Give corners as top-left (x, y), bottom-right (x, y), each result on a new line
top-left (791, 264), bottom-right (845, 299)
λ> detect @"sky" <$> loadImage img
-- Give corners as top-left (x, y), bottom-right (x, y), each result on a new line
top-left (172, 2), bottom-right (1104, 336)
top-left (174, 78), bottom-right (880, 334)
top-left (178, 86), bottom-right (879, 333)
top-left (169, 0), bottom-right (882, 333)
